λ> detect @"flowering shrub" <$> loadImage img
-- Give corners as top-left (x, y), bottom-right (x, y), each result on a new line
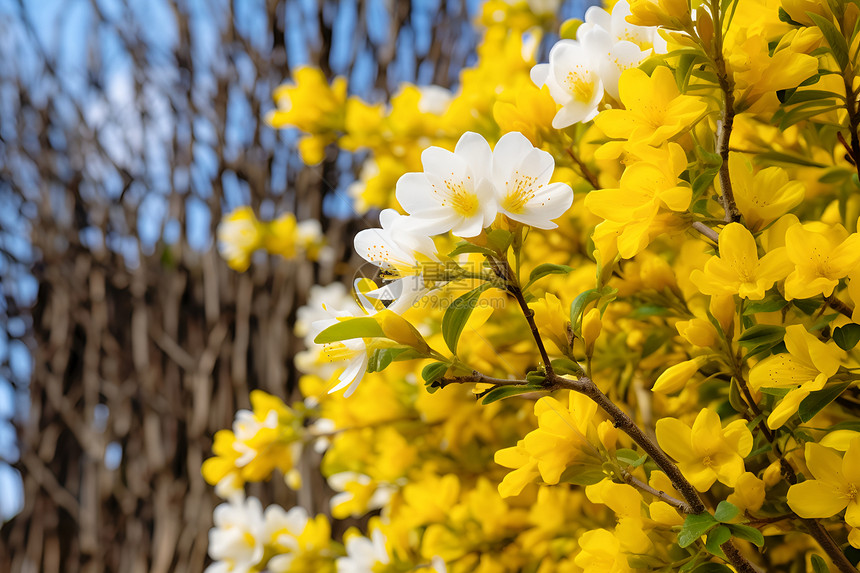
top-left (206, 0), bottom-right (860, 571)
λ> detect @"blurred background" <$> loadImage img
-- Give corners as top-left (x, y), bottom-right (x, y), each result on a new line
top-left (0, 0), bottom-right (587, 571)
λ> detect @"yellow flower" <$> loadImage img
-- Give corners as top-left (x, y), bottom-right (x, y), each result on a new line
top-left (727, 154), bottom-right (805, 233)
top-left (727, 471), bottom-right (766, 512)
top-left (585, 480), bottom-right (652, 553)
top-left (585, 143), bottom-right (691, 259)
top-left (265, 213), bottom-right (298, 258)
top-left (582, 308), bottom-right (602, 357)
top-left (728, 30), bottom-right (819, 112)
top-left (574, 529), bottom-right (632, 573)
top-left (529, 293), bottom-right (571, 355)
top-left (495, 392), bottom-right (602, 496)
top-left (690, 222), bottom-right (792, 300)
top-left (675, 317), bottom-right (718, 348)
top-left (594, 66), bottom-right (709, 146)
top-left (267, 67), bottom-right (347, 134)
top-left (493, 81), bottom-right (558, 147)
top-left (787, 438), bottom-right (860, 527)
top-left (217, 206), bottom-right (263, 271)
top-left (202, 391), bottom-right (302, 489)
top-left (783, 222), bottom-right (860, 300)
top-left (656, 408), bottom-right (753, 491)
top-left (627, 0), bottom-right (692, 28)
top-left (749, 324), bottom-right (841, 429)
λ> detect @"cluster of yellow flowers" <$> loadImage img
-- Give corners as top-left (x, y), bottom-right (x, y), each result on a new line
top-left (208, 0), bottom-right (860, 571)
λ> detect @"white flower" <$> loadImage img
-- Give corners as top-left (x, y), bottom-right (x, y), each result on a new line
top-left (395, 132), bottom-right (496, 237)
top-left (581, 0), bottom-right (659, 50)
top-left (328, 472), bottom-right (395, 516)
top-left (353, 209), bottom-right (439, 312)
top-left (217, 207), bottom-right (261, 271)
top-left (206, 496), bottom-right (266, 573)
top-left (335, 530), bottom-right (390, 573)
top-left (296, 219), bottom-right (324, 249)
top-left (309, 281), bottom-right (382, 397)
top-left (417, 85), bottom-right (454, 115)
top-left (295, 283), bottom-right (357, 339)
top-left (491, 132), bottom-right (573, 229)
top-left (531, 32), bottom-right (605, 128)
top-left (263, 506), bottom-right (310, 573)
top-left (231, 408), bottom-right (280, 466)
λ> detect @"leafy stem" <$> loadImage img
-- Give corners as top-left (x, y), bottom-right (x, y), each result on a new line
top-left (707, 0), bottom-right (741, 223)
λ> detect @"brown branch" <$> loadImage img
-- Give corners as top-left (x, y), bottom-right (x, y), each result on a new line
top-left (491, 257), bottom-right (555, 376)
top-left (437, 373), bottom-right (529, 388)
top-left (565, 147), bottom-right (601, 189)
top-left (550, 374), bottom-right (706, 513)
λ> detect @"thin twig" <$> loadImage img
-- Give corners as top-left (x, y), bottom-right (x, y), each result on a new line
top-left (710, 0), bottom-right (741, 223)
top-left (692, 221), bottom-right (719, 243)
top-left (565, 147), bottom-right (600, 189)
top-left (491, 257), bottom-right (555, 376)
top-left (437, 373), bottom-right (528, 388)
top-left (622, 471), bottom-right (693, 514)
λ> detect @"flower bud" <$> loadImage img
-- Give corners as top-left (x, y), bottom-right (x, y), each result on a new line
top-left (675, 318), bottom-right (718, 347)
top-left (582, 308), bottom-right (603, 357)
top-left (727, 472), bottom-right (765, 512)
top-left (696, 9), bottom-right (714, 48)
top-left (652, 357), bottom-right (704, 393)
top-left (762, 460), bottom-right (783, 486)
top-left (709, 293), bottom-right (735, 335)
top-left (376, 310), bottom-right (430, 354)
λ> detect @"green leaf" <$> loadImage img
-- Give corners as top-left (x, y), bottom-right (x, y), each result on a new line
top-left (737, 325), bottom-right (786, 348)
top-left (811, 554), bottom-right (831, 573)
top-left (367, 347), bottom-right (417, 373)
top-left (809, 12), bottom-right (849, 69)
top-left (675, 53), bottom-right (699, 92)
top-left (692, 168), bottom-right (720, 198)
top-left (691, 565), bottom-right (733, 573)
top-left (441, 283), bottom-right (492, 354)
top-left (799, 381), bottom-right (853, 422)
top-left (705, 525), bottom-right (732, 558)
top-left (678, 512), bottom-right (719, 548)
top-left (760, 386), bottom-right (791, 397)
top-left (561, 467), bottom-right (607, 486)
top-left (524, 263), bottom-right (573, 290)
top-left (314, 317), bottom-right (386, 344)
top-left (743, 293), bottom-right (789, 315)
top-left (714, 501), bottom-right (739, 522)
top-left (793, 297), bottom-right (824, 315)
top-left (786, 89), bottom-right (846, 104)
top-left (729, 378), bottom-right (748, 413)
top-left (819, 168), bottom-right (854, 183)
top-left (614, 448), bottom-right (641, 466)
top-left (422, 362), bottom-right (449, 386)
top-left (486, 229), bottom-right (514, 253)
top-left (448, 242), bottom-right (497, 258)
top-left (551, 358), bottom-right (584, 376)
top-left (834, 324), bottom-right (860, 350)
top-left (728, 524), bottom-right (765, 547)
top-left (757, 150), bottom-right (828, 168)
top-left (481, 384), bottom-right (542, 404)
top-left (779, 101), bottom-right (841, 129)
top-left (570, 288), bottom-right (600, 329)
